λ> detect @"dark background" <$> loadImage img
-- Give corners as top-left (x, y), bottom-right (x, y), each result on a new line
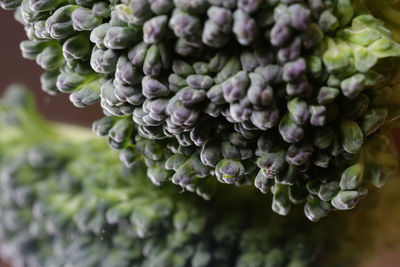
top-left (0, 7), bottom-right (400, 267)
top-left (0, 10), bottom-right (102, 126)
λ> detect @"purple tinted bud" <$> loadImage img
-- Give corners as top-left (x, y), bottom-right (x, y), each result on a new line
top-left (222, 71), bottom-right (249, 103)
top-left (234, 122), bottom-right (259, 139)
top-left (287, 97), bottom-right (310, 125)
top-left (178, 87), bottom-right (206, 107)
top-left (169, 9), bottom-right (201, 39)
top-left (289, 4), bottom-right (311, 31)
top-left (92, 3), bottom-right (110, 17)
top-left (142, 112), bottom-right (163, 126)
top-left (207, 6), bottom-right (232, 33)
top-left (104, 26), bottom-right (139, 49)
top-left (186, 74), bottom-right (214, 89)
top-left (254, 170), bottom-right (273, 193)
top-left (149, 0), bottom-right (174, 14)
top-left (115, 56), bottom-right (142, 86)
top-left (215, 159), bottom-right (245, 184)
top-left (128, 42), bottom-right (149, 67)
top-left (229, 132), bottom-right (248, 148)
top-left (193, 62), bottom-right (209, 75)
top-left (283, 58), bottom-right (306, 82)
top-left (142, 76), bottom-right (170, 98)
top-left (341, 74), bottom-right (365, 99)
top-left (143, 98), bottom-right (168, 117)
top-left (247, 73), bottom-right (273, 106)
top-left (114, 82), bottom-right (144, 106)
top-left (309, 105), bottom-right (327, 126)
top-left (172, 59), bottom-right (195, 77)
top-left (238, 0), bottom-right (262, 14)
top-left (250, 105), bottom-right (280, 130)
top-left (257, 150), bottom-right (287, 179)
top-left (279, 114), bottom-right (304, 143)
top-left (233, 9), bottom-right (259, 45)
top-left (255, 65), bottom-right (282, 84)
top-left (317, 86), bottom-right (340, 105)
top-left (90, 47), bottom-right (118, 74)
top-left (240, 50), bottom-right (259, 72)
top-left (174, 37), bottom-right (203, 56)
top-left (229, 98), bottom-right (252, 122)
top-left (166, 96), bottom-right (199, 127)
top-left (257, 133), bottom-right (277, 155)
top-left (221, 141), bottom-right (240, 159)
top-left (202, 20), bottom-right (230, 48)
top-left (168, 74), bottom-right (187, 92)
top-left (200, 139), bottom-right (221, 167)
top-left (143, 15), bottom-right (168, 44)
top-left (286, 142), bottom-right (314, 166)
top-left (286, 75), bottom-right (311, 96)
top-left (130, 0), bottom-right (152, 21)
top-left (270, 21), bottom-right (292, 47)
top-left (308, 0), bottom-right (324, 16)
top-left (278, 37), bottom-right (301, 63)
top-left (207, 84), bottom-right (225, 105)
top-left (274, 4), bottom-right (291, 25)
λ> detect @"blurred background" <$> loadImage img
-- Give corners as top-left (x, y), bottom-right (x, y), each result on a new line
top-left (0, 8), bottom-right (103, 267)
top-left (0, 7), bottom-right (400, 267)
top-left (0, 9), bottom-right (103, 126)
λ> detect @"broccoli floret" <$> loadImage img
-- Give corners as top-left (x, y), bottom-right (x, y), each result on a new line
top-left (2, 85), bottom-right (400, 267)
top-left (2, 1), bottom-right (400, 220)
top-left (0, 84), bottom-right (323, 267)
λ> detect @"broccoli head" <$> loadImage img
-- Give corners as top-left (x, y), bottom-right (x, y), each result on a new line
top-left (2, 0), bottom-right (400, 220)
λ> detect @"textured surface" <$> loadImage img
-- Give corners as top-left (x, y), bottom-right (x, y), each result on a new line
top-left (0, 85), bottom-right (399, 267)
top-left (0, 1), bottom-right (400, 265)
top-left (2, 0), bottom-right (400, 221)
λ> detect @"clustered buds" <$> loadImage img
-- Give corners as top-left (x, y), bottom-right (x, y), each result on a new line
top-left (0, 87), bottom-right (322, 267)
top-left (4, 0), bottom-right (400, 220)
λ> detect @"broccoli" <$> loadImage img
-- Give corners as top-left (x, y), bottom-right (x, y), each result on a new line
top-left (2, 84), bottom-right (400, 267)
top-left (2, 0), bottom-right (400, 221)
top-left (0, 84), bottom-right (326, 266)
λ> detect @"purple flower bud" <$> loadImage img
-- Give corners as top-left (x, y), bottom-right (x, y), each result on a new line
top-left (283, 58), bottom-right (306, 82)
top-left (250, 105), bottom-right (280, 130)
top-left (270, 21), bottom-right (292, 47)
top-left (278, 37), bottom-right (301, 63)
top-left (229, 98), bottom-right (252, 122)
top-left (286, 142), bottom-right (314, 166)
top-left (142, 76), bottom-right (170, 98)
top-left (310, 105), bottom-right (327, 126)
top-left (233, 9), bottom-right (259, 45)
top-left (178, 87), bottom-right (206, 107)
top-left (289, 4), bottom-right (311, 31)
top-left (207, 6), bottom-right (232, 33)
top-left (238, 0), bottom-right (263, 14)
top-left (286, 75), bottom-right (311, 96)
top-left (222, 71), bottom-right (249, 103)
